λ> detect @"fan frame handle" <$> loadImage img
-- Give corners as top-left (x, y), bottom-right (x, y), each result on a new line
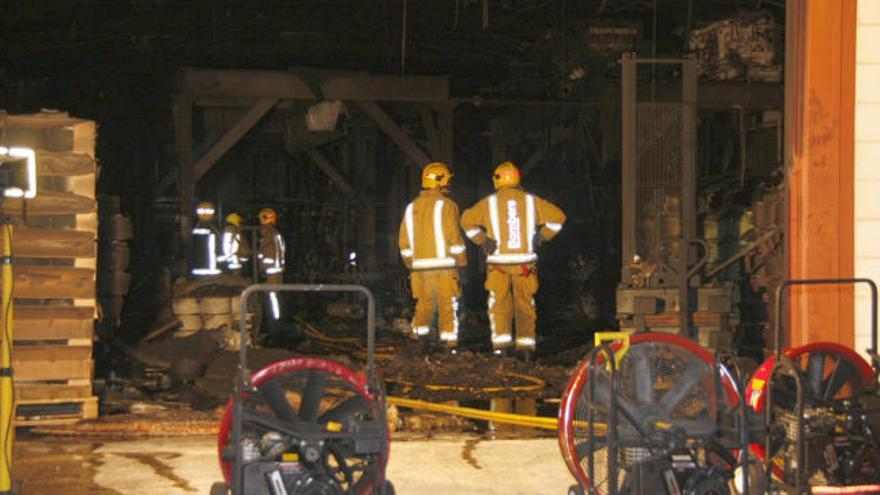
top-left (773, 278), bottom-right (877, 366)
top-left (233, 283), bottom-right (377, 495)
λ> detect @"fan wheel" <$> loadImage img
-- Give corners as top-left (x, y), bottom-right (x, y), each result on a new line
top-left (558, 332), bottom-right (740, 494)
top-left (745, 342), bottom-right (874, 470)
top-left (217, 357), bottom-right (389, 495)
top-left (746, 342), bottom-right (873, 414)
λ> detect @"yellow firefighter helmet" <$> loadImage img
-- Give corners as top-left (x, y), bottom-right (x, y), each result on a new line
top-left (196, 201), bottom-right (216, 221)
top-left (421, 162), bottom-right (453, 190)
top-left (492, 161), bottom-right (521, 190)
top-left (225, 212), bottom-right (242, 227)
top-left (258, 208), bottom-right (277, 225)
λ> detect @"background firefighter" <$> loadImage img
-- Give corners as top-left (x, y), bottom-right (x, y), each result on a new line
top-left (460, 161), bottom-right (566, 361)
top-left (398, 162), bottom-right (467, 352)
top-left (218, 211), bottom-right (249, 275)
top-left (190, 201), bottom-right (222, 277)
top-left (257, 207), bottom-right (286, 323)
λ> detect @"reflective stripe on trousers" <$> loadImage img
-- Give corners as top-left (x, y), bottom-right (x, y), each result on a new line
top-left (485, 269), bottom-right (538, 349)
top-left (268, 292), bottom-right (280, 320)
top-left (410, 270), bottom-right (461, 341)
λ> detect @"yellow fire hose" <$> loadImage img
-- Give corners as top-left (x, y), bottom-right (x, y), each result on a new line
top-left (387, 396), bottom-right (559, 431)
top-left (385, 371), bottom-right (546, 393)
top-left (0, 224), bottom-right (12, 493)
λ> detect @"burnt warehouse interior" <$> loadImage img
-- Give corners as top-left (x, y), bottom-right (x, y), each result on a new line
top-left (1, 0), bottom-right (830, 493)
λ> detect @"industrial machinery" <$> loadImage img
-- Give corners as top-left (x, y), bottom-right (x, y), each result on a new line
top-left (558, 331), bottom-right (748, 495)
top-left (615, 55), bottom-right (738, 351)
top-left (746, 278), bottom-right (880, 494)
top-left (212, 284), bottom-right (393, 495)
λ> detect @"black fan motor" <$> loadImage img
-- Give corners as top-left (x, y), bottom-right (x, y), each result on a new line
top-left (242, 461), bottom-right (343, 495)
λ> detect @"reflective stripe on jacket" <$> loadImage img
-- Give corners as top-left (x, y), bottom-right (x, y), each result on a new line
top-left (219, 226), bottom-right (245, 269)
top-left (191, 224), bottom-right (221, 275)
top-left (460, 187), bottom-right (566, 265)
top-left (258, 225), bottom-right (285, 275)
top-left (398, 190), bottom-right (467, 270)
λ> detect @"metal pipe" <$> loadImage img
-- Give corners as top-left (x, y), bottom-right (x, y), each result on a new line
top-left (765, 354), bottom-right (807, 494)
top-left (704, 228), bottom-right (780, 279)
top-left (716, 349), bottom-right (750, 495)
top-left (772, 278), bottom-right (877, 358)
top-left (586, 343), bottom-right (618, 495)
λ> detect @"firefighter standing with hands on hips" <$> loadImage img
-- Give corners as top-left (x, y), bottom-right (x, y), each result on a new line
top-left (257, 208), bottom-right (286, 322)
top-left (190, 201), bottom-right (222, 277)
top-left (461, 161), bottom-right (565, 362)
top-left (399, 162), bottom-right (467, 353)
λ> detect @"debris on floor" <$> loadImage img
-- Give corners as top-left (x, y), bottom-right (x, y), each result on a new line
top-left (31, 409), bottom-right (222, 438)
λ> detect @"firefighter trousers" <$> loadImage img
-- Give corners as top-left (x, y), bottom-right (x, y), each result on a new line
top-left (485, 265), bottom-right (539, 350)
top-left (410, 269), bottom-right (461, 346)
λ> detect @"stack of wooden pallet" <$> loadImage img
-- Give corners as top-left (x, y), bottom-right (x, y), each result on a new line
top-left (1, 110), bottom-right (98, 425)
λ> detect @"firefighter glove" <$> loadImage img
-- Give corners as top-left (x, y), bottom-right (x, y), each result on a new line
top-left (532, 232), bottom-right (545, 250)
top-left (481, 238), bottom-right (498, 256)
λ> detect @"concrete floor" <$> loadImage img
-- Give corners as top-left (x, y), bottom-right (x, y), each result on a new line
top-left (15, 433), bottom-right (575, 494)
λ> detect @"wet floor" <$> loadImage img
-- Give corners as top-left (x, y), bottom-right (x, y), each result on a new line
top-left (14, 432), bottom-right (573, 494)
top-left (15, 435), bottom-right (218, 494)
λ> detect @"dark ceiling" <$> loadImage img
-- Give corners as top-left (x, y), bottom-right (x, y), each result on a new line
top-left (3, 0), bottom-right (783, 87)
top-left (0, 0), bottom-right (785, 199)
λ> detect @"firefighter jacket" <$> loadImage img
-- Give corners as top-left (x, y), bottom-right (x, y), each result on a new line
top-left (191, 222), bottom-right (221, 276)
top-left (219, 225), bottom-right (249, 270)
top-left (460, 186), bottom-right (566, 265)
top-left (258, 225), bottom-right (285, 276)
top-left (398, 189), bottom-right (467, 270)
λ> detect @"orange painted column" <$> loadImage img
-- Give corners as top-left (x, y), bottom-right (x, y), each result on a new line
top-left (786, 0), bottom-right (856, 348)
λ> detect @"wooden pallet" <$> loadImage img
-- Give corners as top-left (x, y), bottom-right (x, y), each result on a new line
top-left (15, 379), bottom-right (92, 402)
top-left (14, 396), bottom-right (98, 426)
top-left (2, 111), bottom-right (98, 425)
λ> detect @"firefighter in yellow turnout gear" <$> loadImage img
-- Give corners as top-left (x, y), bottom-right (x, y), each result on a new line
top-left (399, 162), bottom-right (467, 351)
top-left (461, 161), bottom-right (565, 360)
top-left (257, 208), bottom-right (285, 321)
top-left (191, 201), bottom-right (222, 277)
top-left (219, 212), bottom-right (249, 275)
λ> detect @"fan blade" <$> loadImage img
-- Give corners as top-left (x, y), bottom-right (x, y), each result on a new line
top-left (349, 465), bottom-right (376, 495)
top-left (259, 377), bottom-right (298, 423)
top-left (300, 371), bottom-right (328, 422)
top-left (590, 377), bottom-right (646, 435)
top-left (575, 438), bottom-right (608, 459)
top-left (805, 352), bottom-right (827, 397)
top-left (329, 445), bottom-right (355, 484)
top-left (319, 395), bottom-right (367, 424)
top-left (661, 419), bottom-right (718, 438)
top-left (629, 344), bottom-right (655, 405)
top-left (656, 361), bottom-right (708, 415)
top-left (822, 357), bottom-right (857, 401)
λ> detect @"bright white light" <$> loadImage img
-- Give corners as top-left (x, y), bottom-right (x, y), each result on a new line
top-left (349, 251), bottom-right (357, 266)
top-left (0, 146), bottom-right (37, 199)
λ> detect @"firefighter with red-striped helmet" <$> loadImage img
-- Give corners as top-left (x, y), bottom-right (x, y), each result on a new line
top-left (257, 208), bottom-right (285, 321)
top-left (398, 162), bottom-right (467, 352)
top-left (460, 161), bottom-right (566, 361)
